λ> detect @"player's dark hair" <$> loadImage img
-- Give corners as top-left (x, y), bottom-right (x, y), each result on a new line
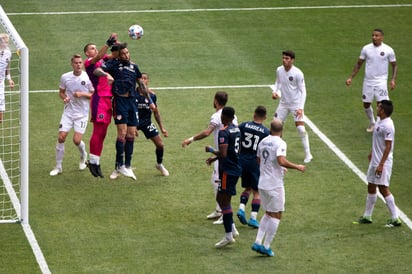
top-left (222, 106), bottom-right (235, 120)
top-left (214, 91), bottom-right (228, 106)
top-left (83, 43), bottom-right (94, 54)
top-left (118, 42), bottom-right (128, 51)
top-left (380, 100), bottom-right (393, 116)
top-left (254, 105), bottom-right (267, 119)
top-left (282, 50), bottom-right (295, 59)
top-left (373, 28), bottom-right (384, 35)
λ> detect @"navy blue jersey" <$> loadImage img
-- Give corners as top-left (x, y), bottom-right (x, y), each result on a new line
top-left (101, 59), bottom-right (142, 97)
top-left (218, 123), bottom-right (241, 176)
top-left (239, 121), bottom-right (270, 160)
top-left (136, 92), bottom-right (157, 126)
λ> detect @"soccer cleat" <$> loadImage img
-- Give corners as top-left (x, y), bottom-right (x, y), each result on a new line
top-left (357, 216), bottom-right (373, 224)
top-left (260, 246), bottom-right (275, 257)
top-left (207, 210), bottom-right (222, 219)
top-left (366, 124), bottom-right (375, 133)
top-left (109, 169), bottom-right (120, 180)
top-left (247, 218), bottom-right (260, 229)
top-left (251, 243), bottom-right (263, 253)
top-left (213, 216), bottom-right (223, 225)
top-left (232, 224), bottom-right (239, 238)
top-left (49, 167), bottom-right (62, 176)
top-left (156, 163), bottom-right (169, 176)
top-left (215, 237), bottom-right (235, 248)
top-left (237, 209), bottom-right (247, 225)
top-left (304, 154), bottom-right (313, 163)
top-left (87, 161), bottom-right (99, 177)
top-left (79, 152), bottom-right (87, 170)
top-left (385, 218), bottom-right (402, 228)
top-left (96, 165), bottom-right (104, 178)
top-left (117, 165), bottom-right (136, 180)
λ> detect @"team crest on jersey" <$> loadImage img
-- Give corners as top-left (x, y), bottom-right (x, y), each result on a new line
top-left (81, 81), bottom-right (86, 85)
top-left (219, 137), bottom-right (225, 143)
top-left (289, 76), bottom-right (294, 81)
top-left (98, 114), bottom-right (104, 119)
top-left (380, 52), bottom-right (385, 56)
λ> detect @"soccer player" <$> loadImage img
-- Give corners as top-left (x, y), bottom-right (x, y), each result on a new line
top-left (205, 106), bottom-right (241, 248)
top-left (49, 54), bottom-right (94, 176)
top-left (94, 42), bottom-right (151, 180)
top-left (136, 73), bottom-right (169, 176)
top-left (272, 50), bottom-right (313, 163)
top-left (182, 91), bottom-right (238, 225)
top-left (0, 33), bottom-right (15, 123)
top-left (251, 118), bottom-right (305, 257)
top-left (83, 33), bottom-right (118, 178)
top-left (346, 29), bottom-right (397, 132)
top-left (356, 100), bottom-right (401, 227)
top-left (236, 106), bottom-right (269, 229)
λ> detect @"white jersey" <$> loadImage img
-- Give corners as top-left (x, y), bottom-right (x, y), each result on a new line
top-left (59, 71), bottom-right (93, 119)
top-left (272, 65), bottom-right (306, 109)
top-left (257, 135), bottom-right (287, 190)
top-left (360, 42), bottom-right (396, 85)
top-left (210, 108), bottom-right (238, 148)
top-left (0, 48), bottom-right (11, 82)
top-left (371, 117), bottom-right (394, 167)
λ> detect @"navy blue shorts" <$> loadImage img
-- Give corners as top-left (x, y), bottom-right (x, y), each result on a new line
top-left (112, 96), bottom-right (139, 126)
top-left (240, 157), bottom-right (260, 191)
top-left (218, 171), bottom-right (239, 196)
top-left (138, 122), bottom-right (159, 139)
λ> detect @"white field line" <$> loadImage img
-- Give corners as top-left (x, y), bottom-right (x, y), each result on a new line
top-left (6, 4), bottom-right (412, 16)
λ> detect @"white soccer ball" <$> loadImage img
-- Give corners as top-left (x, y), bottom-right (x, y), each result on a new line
top-left (128, 24), bottom-right (144, 40)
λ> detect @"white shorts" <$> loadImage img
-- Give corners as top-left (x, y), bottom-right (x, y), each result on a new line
top-left (274, 104), bottom-right (304, 123)
top-left (211, 160), bottom-right (219, 183)
top-left (259, 187), bottom-right (285, 213)
top-left (366, 164), bottom-right (392, 187)
top-left (58, 112), bottom-right (88, 134)
top-left (362, 82), bottom-right (389, 103)
top-left (0, 81), bottom-right (5, 112)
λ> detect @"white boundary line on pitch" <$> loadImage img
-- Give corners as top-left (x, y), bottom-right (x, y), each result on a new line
top-left (32, 85), bottom-right (412, 230)
top-left (6, 4), bottom-right (412, 16)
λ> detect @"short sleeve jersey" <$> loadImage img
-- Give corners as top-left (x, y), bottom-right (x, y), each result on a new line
top-left (371, 117), bottom-right (394, 167)
top-left (136, 92), bottom-right (156, 126)
top-left (257, 135), bottom-right (287, 190)
top-left (59, 70), bottom-right (94, 119)
top-left (0, 48), bottom-right (11, 81)
top-left (210, 109), bottom-right (238, 148)
top-left (360, 42), bottom-right (396, 85)
top-left (84, 55), bottom-right (112, 97)
top-left (101, 59), bottom-right (142, 97)
top-left (274, 65), bottom-right (307, 109)
top-left (239, 121), bottom-right (270, 160)
top-left (218, 123), bottom-right (241, 176)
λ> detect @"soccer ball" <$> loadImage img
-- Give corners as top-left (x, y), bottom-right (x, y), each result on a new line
top-left (128, 24), bottom-right (144, 40)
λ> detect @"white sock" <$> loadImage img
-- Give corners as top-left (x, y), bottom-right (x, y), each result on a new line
top-left (55, 142), bottom-right (65, 168)
top-left (363, 193), bottom-right (377, 217)
top-left (263, 217), bottom-right (280, 249)
top-left (77, 140), bottom-right (86, 159)
top-left (239, 203), bottom-right (245, 211)
top-left (89, 153), bottom-right (99, 165)
top-left (384, 194), bottom-right (398, 219)
top-left (365, 106), bottom-right (376, 125)
top-left (255, 214), bottom-right (269, 245)
top-left (250, 211), bottom-right (258, 220)
top-left (297, 125), bottom-right (310, 155)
